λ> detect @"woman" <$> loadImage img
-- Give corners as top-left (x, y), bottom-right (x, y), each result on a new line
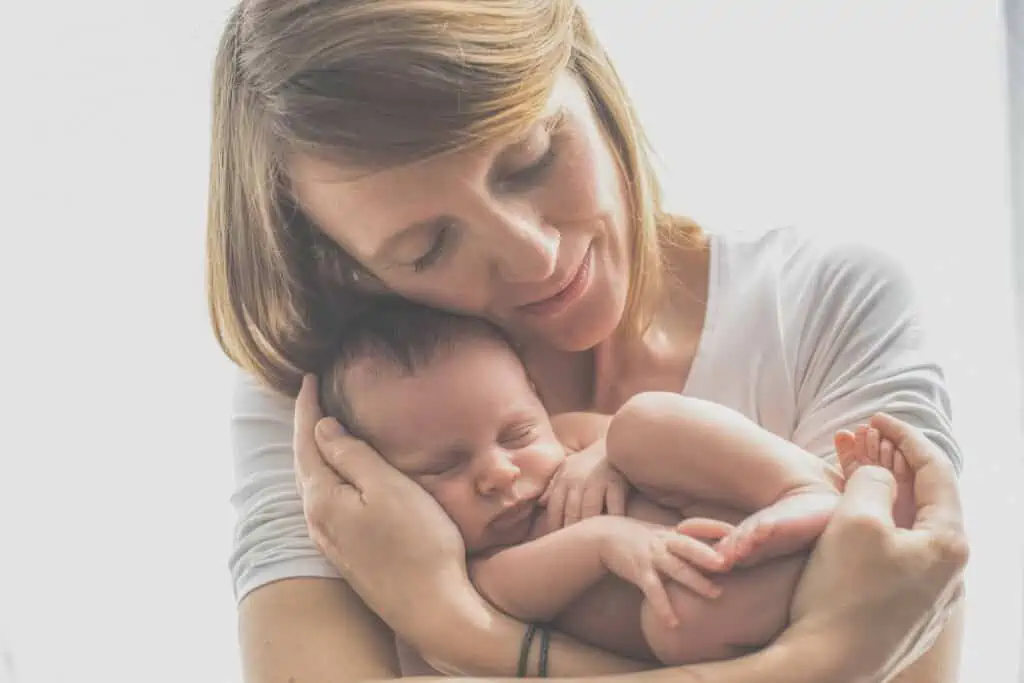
top-left (207, 1), bottom-right (968, 681)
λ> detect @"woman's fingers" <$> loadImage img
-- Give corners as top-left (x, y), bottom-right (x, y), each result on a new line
top-left (870, 413), bottom-right (965, 540)
top-left (293, 374), bottom-right (333, 488)
top-left (831, 464), bottom-right (897, 533)
top-left (314, 420), bottom-right (410, 501)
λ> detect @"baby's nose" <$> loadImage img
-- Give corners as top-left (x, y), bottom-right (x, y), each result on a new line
top-left (477, 450), bottom-right (520, 494)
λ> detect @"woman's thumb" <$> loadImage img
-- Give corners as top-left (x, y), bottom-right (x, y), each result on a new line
top-left (834, 465), bottom-right (897, 529)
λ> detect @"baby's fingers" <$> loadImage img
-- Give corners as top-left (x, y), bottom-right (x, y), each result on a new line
top-left (676, 517), bottom-right (734, 542)
top-left (579, 481), bottom-right (606, 520)
top-left (664, 533), bottom-right (728, 573)
top-left (655, 551), bottom-right (722, 600)
top-left (563, 483), bottom-right (585, 527)
top-left (637, 570), bottom-right (679, 628)
top-left (605, 478), bottom-right (628, 516)
top-left (543, 478), bottom-right (569, 530)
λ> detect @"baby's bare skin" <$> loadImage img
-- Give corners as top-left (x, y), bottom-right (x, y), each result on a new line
top-left (345, 333), bottom-right (916, 666)
top-left (530, 493), bottom-right (810, 663)
top-left (534, 403), bottom-right (917, 665)
top-left (525, 399), bottom-right (836, 663)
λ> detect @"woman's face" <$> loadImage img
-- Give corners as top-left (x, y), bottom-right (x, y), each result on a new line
top-left (289, 72), bottom-right (631, 352)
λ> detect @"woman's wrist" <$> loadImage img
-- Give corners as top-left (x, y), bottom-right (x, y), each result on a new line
top-left (418, 579), bottom-right (648, 678)
top-left (413, 579), bottom-right (525, 676)
top-left (765, 620), bottom-right (859, 683)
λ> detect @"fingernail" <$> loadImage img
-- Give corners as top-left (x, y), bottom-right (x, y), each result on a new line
top-left (316, 418), bottom-right (343, 440)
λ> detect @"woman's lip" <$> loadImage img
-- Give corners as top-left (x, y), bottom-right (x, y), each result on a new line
top-left (518, 246), bottom-right (592, 317)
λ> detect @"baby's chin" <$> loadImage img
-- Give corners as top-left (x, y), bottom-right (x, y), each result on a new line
top-left (470, 509), bottom-right (542, 552)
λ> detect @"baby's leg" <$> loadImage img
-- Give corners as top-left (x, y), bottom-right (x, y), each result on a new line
top-left (641, 553), bottom-right (806, 665)
top-left (835, 423), bottom-right (916, 528)
top-left (607, 392), bottom-right (841, 566)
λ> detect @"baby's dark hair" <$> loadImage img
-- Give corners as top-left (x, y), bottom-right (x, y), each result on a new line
top-left (318, 297), bottom-right (516, 440)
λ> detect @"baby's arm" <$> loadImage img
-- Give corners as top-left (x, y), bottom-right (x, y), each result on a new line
top-left (470, 515), bottom-right (726, 626)
top-left (469, 518), bottom-right (611, 623)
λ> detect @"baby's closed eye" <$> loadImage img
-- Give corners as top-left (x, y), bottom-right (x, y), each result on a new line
top-left (499, 423), bottom-right (538, 448)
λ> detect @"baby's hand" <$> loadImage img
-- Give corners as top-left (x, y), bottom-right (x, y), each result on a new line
top-left (541, 438), bottom-right (629, 529)
top-left (596, 517), bottom-right (730, 628)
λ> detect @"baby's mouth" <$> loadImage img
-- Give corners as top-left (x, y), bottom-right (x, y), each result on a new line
top-left (492, 496), bottom-right (539, 530)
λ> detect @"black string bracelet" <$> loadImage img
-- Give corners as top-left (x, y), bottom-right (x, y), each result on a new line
top-left (517, 623), bottom-right (539, 677)
top-left (537, 625), bottom-right (551, 677)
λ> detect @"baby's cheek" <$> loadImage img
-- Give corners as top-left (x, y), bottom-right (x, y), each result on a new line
top-left (525, 444), bottom-right (566, 480)
top-left (431, 484), bottom-right (484, 540)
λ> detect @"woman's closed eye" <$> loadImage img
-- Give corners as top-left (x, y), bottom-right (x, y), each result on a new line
top-left (501, 141), bottom-right (558, 190)
top-left (500, 110), bottom-right (566, 190)
top-left (411, 222), bottom-right (455, 272)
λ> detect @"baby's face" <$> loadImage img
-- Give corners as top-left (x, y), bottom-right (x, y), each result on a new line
top-left (346, 336), bottom-right (566, 552)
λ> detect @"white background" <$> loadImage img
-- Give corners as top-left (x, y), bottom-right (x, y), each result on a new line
top-left (1, 1), bottom-right (1021, 682)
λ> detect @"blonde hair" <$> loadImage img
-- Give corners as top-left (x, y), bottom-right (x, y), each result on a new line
top-left (206, 0), bottom-right (703, 397)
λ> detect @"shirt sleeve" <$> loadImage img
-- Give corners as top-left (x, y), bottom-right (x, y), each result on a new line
top-left (788, 240), bottom-right (962, 472)
top-left (228, 370), bottom-right (341, 602)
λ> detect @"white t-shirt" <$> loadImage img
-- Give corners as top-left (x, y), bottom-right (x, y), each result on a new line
top-left (227, 225), bottom-right (962, 601)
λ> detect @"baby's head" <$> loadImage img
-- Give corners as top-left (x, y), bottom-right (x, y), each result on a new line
top-left (319, 300), bottom-right (566, 552)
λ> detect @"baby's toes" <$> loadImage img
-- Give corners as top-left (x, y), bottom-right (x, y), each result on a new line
top-left (834, 430), bottom-right (859, 476)
top-left (866, 427), bottom-right (883, 465)
top-left (734, 517), bottom-right (773, 561)
top-left (878, 435), bottom-right (895, 471)
top-left (855, 425), bottom-right (874, 465)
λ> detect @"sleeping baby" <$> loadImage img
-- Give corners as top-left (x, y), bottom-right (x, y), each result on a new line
top-left (318, 299), bottom-right (915, 665)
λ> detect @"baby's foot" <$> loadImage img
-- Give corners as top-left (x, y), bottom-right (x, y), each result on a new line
top-left (714, 490), bottom-right (839, 568)
top-left (834, 424), bottom-right (916, 528)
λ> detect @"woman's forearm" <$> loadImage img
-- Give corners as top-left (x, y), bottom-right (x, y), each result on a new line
top-left (422, 586), bottom-right (647, 678)
top-left (426, 586), bottom-right (845, 683)
top-left (417, 623), bottom-right (845, 683)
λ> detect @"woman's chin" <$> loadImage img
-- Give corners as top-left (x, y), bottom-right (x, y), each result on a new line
top-left (531, 294), bottom-right (625, 352)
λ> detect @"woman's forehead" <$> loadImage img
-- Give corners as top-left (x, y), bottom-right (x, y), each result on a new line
top-left (287, 74), bottom-right (589, 254)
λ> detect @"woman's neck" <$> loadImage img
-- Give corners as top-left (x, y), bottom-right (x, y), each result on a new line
top-left (520, 345), bottom-right (596, 415)
top-left (520, 237), bottom-right (713, 416)
top-left (591, 240), bottom-right (712, 413)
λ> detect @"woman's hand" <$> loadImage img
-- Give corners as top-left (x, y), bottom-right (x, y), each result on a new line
top-left (781, 413), bottom-right (969, 682)
top-left (292, 374), bottom-right (477, 653)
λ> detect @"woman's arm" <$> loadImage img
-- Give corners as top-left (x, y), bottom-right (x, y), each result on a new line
top-left (787, 244), bottom-right (967, 681)
top-left (239, 374), bottom-right (964, 683)
top-left (890, 602), bottom-right (964, 683)
top-left (230, 371), bottom-right (403, 681)
top-left (239, 578), bottom-right (399, 683)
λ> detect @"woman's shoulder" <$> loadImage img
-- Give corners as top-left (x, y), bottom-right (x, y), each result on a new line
top-left (233, 368), bottom-right (296, 424)
top-left (711, 224), bottom-right (913, 300)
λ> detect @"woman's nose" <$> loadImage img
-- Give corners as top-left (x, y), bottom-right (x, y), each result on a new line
top-left (475, 449), bottom-right (521, 496)
top-left (485, 206), bottom-right (559, 283)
